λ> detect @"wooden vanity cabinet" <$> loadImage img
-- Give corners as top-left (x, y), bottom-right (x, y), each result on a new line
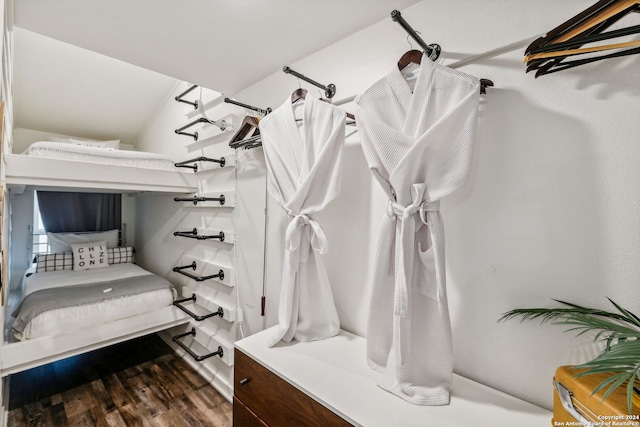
top-left (233, 349), bottom-right (352, 427)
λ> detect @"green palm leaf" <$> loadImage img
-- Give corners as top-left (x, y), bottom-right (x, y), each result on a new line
top-left (499, 298), bottom-right (640, 414)
top-left (576, 340), bottom-right (640, 413)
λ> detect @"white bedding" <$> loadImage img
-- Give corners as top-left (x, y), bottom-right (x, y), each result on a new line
top-left (23, 263), bottom-right (151, 297)
top-left (16, 264), bottom-right (176, 341)
top-left (22, 141), bottom-right (177, 170)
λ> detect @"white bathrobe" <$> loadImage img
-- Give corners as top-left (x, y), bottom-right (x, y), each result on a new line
top-left (355, 56), bottom-right (480, 405)
top-left (260, 94), bottom-right (345, 347)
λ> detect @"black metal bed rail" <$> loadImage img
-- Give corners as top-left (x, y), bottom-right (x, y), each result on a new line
top-left (224, 98), bottom-right (272, 116)
top-left (173, 228), bottom-right (225, 242)
top-left (173, 194), bottom-right (226, 206)
top-left (175, 84), bottom-right (199, 109)
top-left (174, 156), bottom-right (226, 172)
top-left (175, 117), bottom-right (229, 141)
top-left (172, 327), bottom-right (224, 362)
top-left (172, 261), bottom-right (225, 282)
top-left (282, 66), bottom-right (336, 99)
top-left (173, 293), bottom-right (224, 321)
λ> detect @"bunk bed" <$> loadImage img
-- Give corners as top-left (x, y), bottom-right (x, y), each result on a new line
top-left (4, 141), bottom-right (198, 193)
top-left (0, 141), bottom-right (199, 376)
top-left (1, 239), bottom-right (194, 376)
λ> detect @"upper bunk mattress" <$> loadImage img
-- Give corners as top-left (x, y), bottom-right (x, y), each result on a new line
top-left (22, 141), bottom-right (177, 170)
top-left (5, 141), bottom-right (197, 193)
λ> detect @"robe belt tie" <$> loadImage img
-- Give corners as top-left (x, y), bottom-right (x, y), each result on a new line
top-left (385, 196), bottom-right (440, 319)
top-left (386, 187), bottom-right (439, 364)
top-left (285, 214), bottom-right (328, 271)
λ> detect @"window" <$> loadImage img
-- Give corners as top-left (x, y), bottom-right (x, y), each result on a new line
top-left (31, 195), bottom-right (49, 257)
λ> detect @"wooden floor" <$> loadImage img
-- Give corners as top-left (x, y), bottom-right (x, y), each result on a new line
top-left (7, 334), bottom-right (232, 426)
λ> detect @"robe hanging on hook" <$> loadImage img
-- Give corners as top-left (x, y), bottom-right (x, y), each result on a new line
top-left (282, 66), bottom-right (336, 99)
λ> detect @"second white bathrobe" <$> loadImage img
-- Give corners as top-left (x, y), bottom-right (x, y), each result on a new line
top-left (260, 94), bottom-right (346, 347)
top-left (355, 56), bottom-right (480, 405)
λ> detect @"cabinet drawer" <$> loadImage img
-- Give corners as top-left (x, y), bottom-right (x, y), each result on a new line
top-left (234, 349), bottom-right (352, 427)
top-left (233, 396), bottom-right (268, 427)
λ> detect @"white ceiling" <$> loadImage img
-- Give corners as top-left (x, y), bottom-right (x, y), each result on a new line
top-left (12, 0), bottom-right (422, 144)
top-left (14, 28), bottom-right (178, 145)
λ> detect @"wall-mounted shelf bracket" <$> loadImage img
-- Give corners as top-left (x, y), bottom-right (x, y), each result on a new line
top-left (174, 156), bottom-right (226, 172)
top-left (175, 84), bottom-right (199, 109)
top-left (173, 294), bottom-right (224, 321)
top-left (172, 328), bottom-right (224, 361)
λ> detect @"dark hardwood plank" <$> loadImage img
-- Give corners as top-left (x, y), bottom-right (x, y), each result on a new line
top-left (8, 333), bottom-right (232, 427)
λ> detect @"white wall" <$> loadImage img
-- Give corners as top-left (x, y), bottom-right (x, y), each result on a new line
top-left (213, 0), bottom-right (640, 410)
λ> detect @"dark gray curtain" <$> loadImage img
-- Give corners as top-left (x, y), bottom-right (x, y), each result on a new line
top-left (37, 191), bottom-right (122, 233)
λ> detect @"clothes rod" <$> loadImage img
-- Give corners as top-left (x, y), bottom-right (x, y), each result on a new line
top-left (174, 195), bottom-right (226, 206)
top-left (175, 84), bottom-right (199, 109)
top-left (224, 98), bottom-right (272, 116)
top-left (283, 66), bottom-right (336, 99)
top-left (447, 35), bottom-right (541, 69)
top-left (333, 34), bottom-right (540, 106)
top-left (391, 10), bottom-right (441, 60)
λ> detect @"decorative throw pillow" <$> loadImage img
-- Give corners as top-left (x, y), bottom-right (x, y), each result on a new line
top-left (108, 247), bottom-right (134, 264)
top-left (71, 240), bottom-right (109, 271)
top-left (35, 252), bottom-right (74, 273)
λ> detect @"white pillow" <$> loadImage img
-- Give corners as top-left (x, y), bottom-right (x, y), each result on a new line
top-left (69, 139), bottom-right (120, 150)
top-left (46, 136), bottom-right (72, 143)
top-left (48, 229), bottom-right (119, 253)
top-left (71, 240), bottom-right (109, 271)
top-left (45, 136), bottom-right (120, 150)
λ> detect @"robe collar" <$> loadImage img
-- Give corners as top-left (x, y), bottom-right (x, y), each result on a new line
top-left (387, 54), bottom-right (437, 138)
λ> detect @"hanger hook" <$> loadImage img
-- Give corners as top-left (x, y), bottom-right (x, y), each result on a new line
top-left (406, 34), bottom-right (413, 50)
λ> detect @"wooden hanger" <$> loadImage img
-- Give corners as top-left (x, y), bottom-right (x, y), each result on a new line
top-left (398, 49), bottom-right (423, 70)
top-left (291, 88), bottom-right (307, 104)
top-left (525, 0), bottom-right (624, 54)
top-left (291, 87), bottom-right (355, 122)
top-left (524, 0), bottom-right (640, 76)
top-left (525, 39), bottom-right (640, 62)
top-left (228, 115), bottom-right (260, 145)
top-left (527, 23), bottom-right (640, 55)
top-left (397, 49), bottom-right (494, 94)
top-left (525, 10), bottom-right (629, 74)
top-left (537, 44), bottom-right (640, 75)
top-left (552, 0), bottom-right (638, 45)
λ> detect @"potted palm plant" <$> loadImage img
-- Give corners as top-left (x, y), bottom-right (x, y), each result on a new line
top-left (499, 298), bottom-right (640, 414)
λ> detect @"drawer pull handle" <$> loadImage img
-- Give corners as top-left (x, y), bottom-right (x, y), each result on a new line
top-left (239, 378), bottom-right (250, 385)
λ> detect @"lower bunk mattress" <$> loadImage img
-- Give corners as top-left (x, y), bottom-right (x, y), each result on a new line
top-left (12, 263), bottom-right (177, 341)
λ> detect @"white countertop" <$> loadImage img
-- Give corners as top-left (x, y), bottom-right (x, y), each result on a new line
top-left (235, 327), bottom-right (551, 427)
